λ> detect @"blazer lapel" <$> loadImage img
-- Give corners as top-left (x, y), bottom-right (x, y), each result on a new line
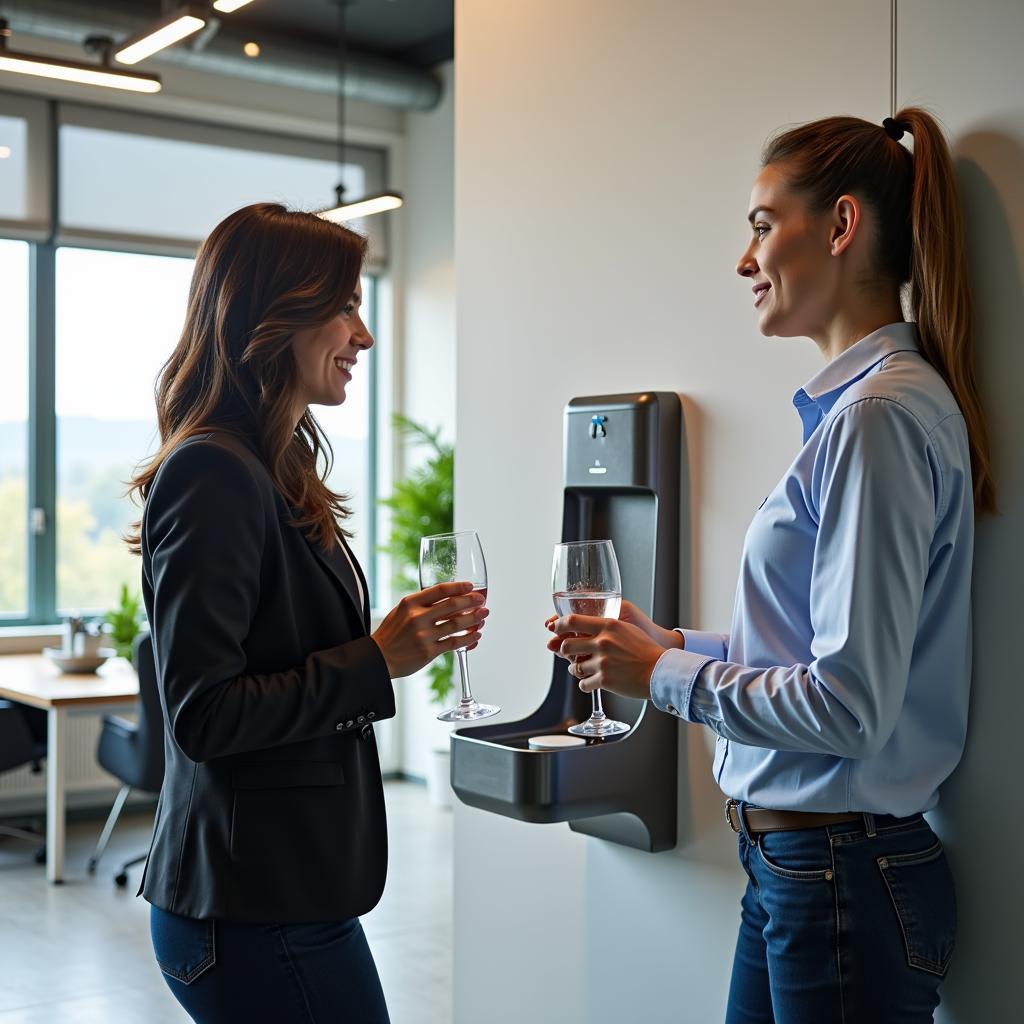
top-left (203, 432), bottom-right (370, 630)
top-left (346, 537), bottom-right (372, 633)
top-left (293, 514), bottom-right (367, 632)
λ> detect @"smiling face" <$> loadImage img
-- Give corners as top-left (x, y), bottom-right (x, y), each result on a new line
top-left (291, 287), bottom-right (374, 416)
top-left (736, 163), bottom-right (840, 340)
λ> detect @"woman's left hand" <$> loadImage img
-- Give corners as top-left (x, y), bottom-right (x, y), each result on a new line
top-left (545, 615), bottom-right (667, 700)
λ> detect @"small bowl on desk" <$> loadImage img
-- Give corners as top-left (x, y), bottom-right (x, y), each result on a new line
top-left (42, 647), bottom-right (116, 674)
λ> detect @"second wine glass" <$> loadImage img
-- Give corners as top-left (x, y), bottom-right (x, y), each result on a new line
top-left (419, 530), bottom-right (500, 722)
top-left (552, 540), bottom-right (631, 737)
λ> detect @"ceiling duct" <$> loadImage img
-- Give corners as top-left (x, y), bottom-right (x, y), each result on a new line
top-left (1, 0), bottom-right (442, 110)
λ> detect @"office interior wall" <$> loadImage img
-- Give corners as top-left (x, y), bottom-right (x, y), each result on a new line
top-left (897, 2), bottom-right (1024, 1020)
top-left (453, 1), bottom-right (1023, 1021)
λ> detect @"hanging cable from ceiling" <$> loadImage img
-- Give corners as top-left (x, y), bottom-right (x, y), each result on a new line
top-left (890, 0), bottom-right (898, 118)
top-left (319, 0), bottom-right (403, 223)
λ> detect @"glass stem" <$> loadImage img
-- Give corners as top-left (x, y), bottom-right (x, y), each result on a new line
top-left (456, 648), bottom-right (474, 705)
top-left (591, 687), bottom-right (607, 721)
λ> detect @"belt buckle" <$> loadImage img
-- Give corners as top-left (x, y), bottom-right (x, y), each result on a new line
top-left (725, 798), bottom-right (741, 834)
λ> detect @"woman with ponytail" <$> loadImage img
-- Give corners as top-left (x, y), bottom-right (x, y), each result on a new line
top-left (130, 204), bottom-right (488, 1023)
top-left (547, 108), bottom-right (992, 1022)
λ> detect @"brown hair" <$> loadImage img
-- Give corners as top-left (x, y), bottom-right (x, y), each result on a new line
top-left (762, 108), bottom-right (996, 514)
top-left (127, 202), bottom-right (368, 552)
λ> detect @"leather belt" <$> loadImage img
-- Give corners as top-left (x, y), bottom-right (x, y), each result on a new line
top-left (726, 798), bottom-right (863, 835)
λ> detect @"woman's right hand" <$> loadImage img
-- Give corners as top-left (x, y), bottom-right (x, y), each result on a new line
top-left (543, 598), bottom-right (682, 654)
top-left (371, 582), bottom-right (489, 680)
top-left (617, 599), bottom-right (682, 649)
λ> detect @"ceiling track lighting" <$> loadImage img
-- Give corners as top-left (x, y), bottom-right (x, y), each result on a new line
top-left (0, 1), bottom-right (257, 95)
top-left (114, 3), bottom-right (209, 66)
top-left (110, 0), bottom-right (258, 67)
top-left (0, 19), bottom-right (162, 93)
top-left (318, 1), bottom-right (403, 224)
top-left (320, 191), bottom-right (404, 224)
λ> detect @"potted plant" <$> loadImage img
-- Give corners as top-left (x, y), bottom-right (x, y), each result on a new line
top-left (378, 414), bottom-right (455, 807)
top-left (104, 584), bottom-right (144, 660)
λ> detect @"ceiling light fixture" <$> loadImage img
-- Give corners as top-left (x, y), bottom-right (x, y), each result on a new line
top-left (318, 0), bottom-right (402, 224)
top-left (213, 0), bottom-right (257, 12)
top-left (243, 41), bottom-right (261, 58)
top-left (320, 193), bottom-right (404, 223)
top-left (0, 20), bottom-right (162, 93)
top-left (114, 4), bottom-right (208, 66)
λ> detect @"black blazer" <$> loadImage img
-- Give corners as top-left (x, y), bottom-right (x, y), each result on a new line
top-left (138, 431), bottom-right (395, 924)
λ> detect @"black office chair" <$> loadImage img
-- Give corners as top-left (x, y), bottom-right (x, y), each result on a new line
top-left (0, 700), bottom-right (48, 863)
top-left (87, 631), bottom-right (165, 886)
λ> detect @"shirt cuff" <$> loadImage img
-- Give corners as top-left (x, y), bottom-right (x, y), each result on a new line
top-left (675, 629), bottom-right (728, 660)
top-left (649, 647), bottom-right (717, 723)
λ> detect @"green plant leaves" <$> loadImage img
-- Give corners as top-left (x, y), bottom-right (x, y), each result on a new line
top-left (103, 582), bottom-right (143, 661)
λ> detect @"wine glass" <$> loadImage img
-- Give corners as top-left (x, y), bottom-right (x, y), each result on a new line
top-left (419, 530), bottom-right (500, 722)
top-left (552, 540), bottom-right (630, 737)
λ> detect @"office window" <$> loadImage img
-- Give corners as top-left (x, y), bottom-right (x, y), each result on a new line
top-left (60, 125), bottom-right (362, 244)
top-left (53, 252), bottom-right (378, 614)
top-left (1, 97), bottom-right (389, 625)
top-left (0, 94), bottom-right (50, 239)
top-left (54, 247), bottom-right (193, 612)
top-left (0, 115), bottom-right (29, 221)
top-left (56, 105), bottom-right (389, 269)
top-left (0, 239), bottom-right (29, 616)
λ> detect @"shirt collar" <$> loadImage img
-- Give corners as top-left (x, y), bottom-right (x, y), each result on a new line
top-left (792, 322), bottom-right (919, 440)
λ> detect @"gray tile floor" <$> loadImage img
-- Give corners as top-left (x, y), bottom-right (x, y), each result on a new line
top-left (0, 782), bottom-right (452, 1023)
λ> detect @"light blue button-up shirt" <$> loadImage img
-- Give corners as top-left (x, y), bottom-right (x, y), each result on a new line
top-left (650, 322), bottom-right (974, 816)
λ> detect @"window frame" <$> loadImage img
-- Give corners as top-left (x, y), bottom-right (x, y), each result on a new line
top-left (0, 93), bottom-right (388, 628)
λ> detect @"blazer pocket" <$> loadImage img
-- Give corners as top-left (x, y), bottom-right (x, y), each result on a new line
top-left (229, 761), bottom-right (348, 869)
top-left (231, 761), bottom-right (346, 790)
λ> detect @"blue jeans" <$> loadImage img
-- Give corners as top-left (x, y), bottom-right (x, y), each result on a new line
top-left (725, 807), bottom-right (956, 1023)
top-left (150, 905), bottom-right (390, 1023)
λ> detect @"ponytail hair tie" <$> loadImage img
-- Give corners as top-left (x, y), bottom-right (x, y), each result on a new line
top-left (882, 117), bottom-right (905, 142)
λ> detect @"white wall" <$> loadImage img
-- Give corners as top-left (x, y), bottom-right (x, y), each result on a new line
top-left (393, 62), bottom-right (458, 780)
top-left (897, 3), bottom-right (1024, 1020)
top-left (453, 2), bottom-right (1024, 1022)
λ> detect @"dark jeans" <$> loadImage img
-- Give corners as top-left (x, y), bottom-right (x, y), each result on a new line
top-left (725, 807), bottom-right (956, 1024)
top-left (150, 904), bottom-right (390, 1024)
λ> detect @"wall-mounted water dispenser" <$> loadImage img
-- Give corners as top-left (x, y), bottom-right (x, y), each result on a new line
top-left (450, 392), bottom-right (685, 852)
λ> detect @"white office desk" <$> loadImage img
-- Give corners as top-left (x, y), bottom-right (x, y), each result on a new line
top-left (0, 655), bottom-right (139, 883)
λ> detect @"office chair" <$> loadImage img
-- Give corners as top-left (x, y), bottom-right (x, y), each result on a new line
top-left (87, 631), bottom-right (165, 886)
top-left (0, 700), bottom-right (48, 863)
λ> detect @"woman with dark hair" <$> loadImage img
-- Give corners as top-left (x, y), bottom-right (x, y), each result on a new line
top-left (129, 203), bottom-right (487, 1023)
top-left (547, 109), bottom-right (994, 1021)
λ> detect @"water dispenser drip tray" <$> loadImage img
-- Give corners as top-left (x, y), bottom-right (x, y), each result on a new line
top-left (449, 391), bottom-right (686, 854)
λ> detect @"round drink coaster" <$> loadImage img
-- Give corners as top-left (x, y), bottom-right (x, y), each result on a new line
top-left (527, 734), bottom-right (587, 750)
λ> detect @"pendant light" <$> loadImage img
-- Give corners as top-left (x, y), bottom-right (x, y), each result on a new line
top-left (0, 19), bottom-right (161, 93)
top-left (114, 3), bottom-right (209, 66)
top-left (318, 0), bottom-right (402, 224)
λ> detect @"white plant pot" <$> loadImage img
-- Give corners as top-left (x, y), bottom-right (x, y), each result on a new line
top-left (425, 745), bottom-right (452, 810)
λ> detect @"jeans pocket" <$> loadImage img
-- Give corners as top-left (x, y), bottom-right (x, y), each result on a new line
top-left (755, 829), bottom-right (833, 882)
top-left (150, 905), bottom-right (217, 985)
top-left (877, 840), bottom-right (956, 977)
